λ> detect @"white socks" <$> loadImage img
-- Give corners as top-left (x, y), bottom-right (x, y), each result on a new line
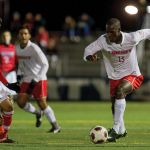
top-left (43, 106), bottom-right (56, 123)
top-left (23, 103), bottom-right (57, 124)
top-left (23, 102), bottom-right (37, 114)
top-left (113, 99), bottom-right (126, 134)
top-left (119, 118), bottom-right (126, 134)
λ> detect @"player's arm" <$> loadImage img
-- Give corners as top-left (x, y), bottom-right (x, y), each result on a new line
top-left (34, 46), bottom-right (49, 82)
top-left (15, 56), bottom-right (23, 82)
top-left (84, 37), bottom-right (103, 62)
top-left (25, 51), bottom-right (48, 94)
top-left (0, 70), bottom-right (20, 92)
top-left (133, 29), bottom-right (150, 44)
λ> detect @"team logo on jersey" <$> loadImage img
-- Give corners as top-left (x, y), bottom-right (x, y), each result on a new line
top-left (111, 49), bottom-right (131, 55)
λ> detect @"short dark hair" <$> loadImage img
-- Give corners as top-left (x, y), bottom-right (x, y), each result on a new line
top-left (106, 18), bottom-right (121, 27)
top-left (18, 24), bottom-right (31, 34)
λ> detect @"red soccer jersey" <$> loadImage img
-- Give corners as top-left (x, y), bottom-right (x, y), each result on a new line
top-left (0, 44), bottom-right (17, 73)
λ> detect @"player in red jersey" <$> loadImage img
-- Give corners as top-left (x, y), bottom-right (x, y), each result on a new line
top-left (0, 30), bottom-right (17, 83)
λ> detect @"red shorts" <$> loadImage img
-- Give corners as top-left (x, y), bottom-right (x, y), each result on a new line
top-left (110, 75), bottom-right (144, 97)
top-left (19, 80), bottom-right (47, 99)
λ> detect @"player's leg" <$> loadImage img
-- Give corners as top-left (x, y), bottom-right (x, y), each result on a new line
top-left (17, 82), bottom-right (42, 127)
top-left (0, 97), bottom-right (14, 143)
top-left (111, 96), bottom-right (115, 116)
top-left (0, 112), bottom-right (4, 134)
top-left (33, 80), bottom-right (60, 132)
top-left (36, 98), bottom-right (61, 133)
top-left (108, 96), bottom-right (115, 134)
top-left (109, 96), bottom-right (127, 138)
top-left (108, 80), bottom-right (132, 142)
top-left (16, 93), bottom-right (41, 124)
top-left (0, 82), bottom-right (16, 143)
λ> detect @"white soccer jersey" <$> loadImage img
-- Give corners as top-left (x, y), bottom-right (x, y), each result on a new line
top-left (16, 40), bottom-right (49, 82)
top-left (84, 29), bottom-right (150, 80)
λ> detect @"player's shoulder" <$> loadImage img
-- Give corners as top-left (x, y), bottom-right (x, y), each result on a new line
top-left (121, 31), bottom-right (134, 41)
top-left (29, 41), bottom-right (42, 51)
top-left (96, 33), bottom-right (107, 44)
top-left (9, 44), bottom-right (15, 49)
top-left (124, 29), bottom-right (148, 36)
top-left (29, 41), bottom-right (39, 48)
top-left (98, 33), bottom-right (106, 39)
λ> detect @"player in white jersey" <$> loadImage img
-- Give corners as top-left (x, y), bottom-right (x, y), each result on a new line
top-left (16, 25), bottom-right (61, 133)
top-left (83, 18), bottom-right (150, 142)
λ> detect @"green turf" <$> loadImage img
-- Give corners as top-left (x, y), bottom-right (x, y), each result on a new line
top-left (1, 101), bottom-right (150, 150)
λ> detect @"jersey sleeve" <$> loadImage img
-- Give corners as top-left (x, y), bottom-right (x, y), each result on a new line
top-left (33, 46), bottom-right (49, 82)
top-left (132, 29), bottom-right (150, 44)
top-left (83, 37), bottom-right (103, 61)
top-left (14, 47), bottom-right (18, 70)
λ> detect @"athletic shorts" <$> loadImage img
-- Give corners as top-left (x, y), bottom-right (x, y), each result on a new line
top-left (0, 81), bottom-right (16, 103)
top-left (110, 75), bottom-right (144, 97)
top-left (5, 71), bottom-right (17, 83)
top-left (19, 80), bottom-right (47, 99)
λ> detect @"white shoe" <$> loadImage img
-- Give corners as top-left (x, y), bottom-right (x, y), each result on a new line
top-left (48, 126), bottom-right (61, 134)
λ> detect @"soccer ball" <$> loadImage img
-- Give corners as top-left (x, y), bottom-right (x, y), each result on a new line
top-left (89, 125), bottom-right (108, 144)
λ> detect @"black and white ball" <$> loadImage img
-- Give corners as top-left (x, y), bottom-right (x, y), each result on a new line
top-left (89, 125), bottom-right (108, 144)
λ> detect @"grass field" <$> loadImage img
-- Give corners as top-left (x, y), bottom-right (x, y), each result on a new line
top-left (1, 101), bottom-right (150, 150)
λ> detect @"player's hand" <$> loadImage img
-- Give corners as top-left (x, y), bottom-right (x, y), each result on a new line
top-left (6, 82), bottom-right (20, 93)
top-left (86, 54), bottom-right (99, 62)
top-left (26, 79), bottom-right (37, 95)
top-left (17, 75), bottom-right (23, 83)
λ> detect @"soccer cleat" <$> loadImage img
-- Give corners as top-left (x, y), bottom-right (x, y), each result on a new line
top-left (116, 130), bottom-right (127, 139)
top-left (35, 112), bottom-right (42, 128)
top-left (107, 128), bottom-right (118, 142)
top-left (0, 138), bottom-right (15, 143)
top-left (48, 126), bottom-right (61, 134)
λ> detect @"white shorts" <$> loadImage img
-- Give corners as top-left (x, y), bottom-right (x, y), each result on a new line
top-left (5, 71), bottom-right (17, 83)
top-left (0, 81), bottom-right (16, 103)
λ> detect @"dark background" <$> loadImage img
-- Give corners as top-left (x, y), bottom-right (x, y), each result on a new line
top-left (8, 0), bottom-right (148, 31)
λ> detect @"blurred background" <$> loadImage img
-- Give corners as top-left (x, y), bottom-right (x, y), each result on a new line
top-left (0, 0), bottom-right (150, 101)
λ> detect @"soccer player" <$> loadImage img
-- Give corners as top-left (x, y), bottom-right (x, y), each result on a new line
top-left (0, 76), bottom-right (16, 143)
top-left (0, 30), bottom-right (17, 83)
top-left (0, 18), bottom-right (16, 143)
top-left (83, 18), bottom-right (150, 142)
top-left (16, 25), bottom-right (61, 133)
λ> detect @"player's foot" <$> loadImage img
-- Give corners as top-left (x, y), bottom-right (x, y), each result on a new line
top-left (35, 112), bottom-right (42, 128)
top-left (107, 128), bottom-right (117, 142)
top-left (2, 138), bottom-right (15, 143)
top-left (0, 138), bottom-right (15, 143)
top-left (116, 130), bottom-right (127, 139)
top-left (48, 126), bottom-right (61, 134)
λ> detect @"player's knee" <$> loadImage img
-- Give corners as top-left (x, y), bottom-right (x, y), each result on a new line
top-left (17, 99), bottom-right (26, 108)
top-left (115, 86), bottom-right (125, 98)
top-left (37, 99), bottom-right (48, 110)
top-left (17, 94), bottom-right (29, 108)
top-left (39, 103), bottom-right (48, 110)
top-left (3, 110), bottom-right (14, 115)
top-left (3, 105), bottom-right (13, 112)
